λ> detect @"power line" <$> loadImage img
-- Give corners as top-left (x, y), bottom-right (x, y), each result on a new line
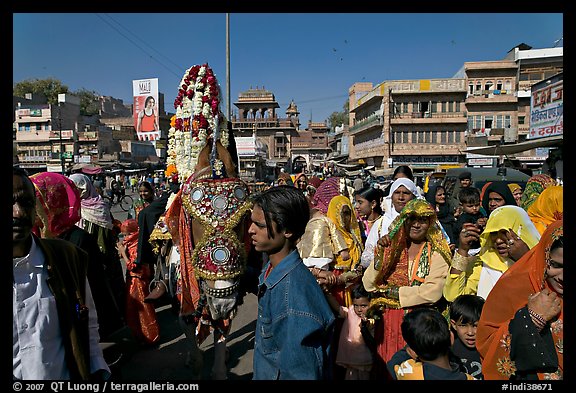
top-left (94, 13), bottom-right (182, 80)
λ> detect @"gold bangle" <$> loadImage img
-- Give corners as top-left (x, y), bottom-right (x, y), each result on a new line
top-left (451, 252), bottom-right (474, 272)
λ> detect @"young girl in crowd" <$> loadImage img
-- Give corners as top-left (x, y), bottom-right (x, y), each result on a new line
top-left (353, 185), bottom-right (384, 246)
top-left (326, 283), bottom-right (375, 380)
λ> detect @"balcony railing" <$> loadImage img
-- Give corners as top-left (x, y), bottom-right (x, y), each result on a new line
top-left (349, 115), bottom-right (382, 134)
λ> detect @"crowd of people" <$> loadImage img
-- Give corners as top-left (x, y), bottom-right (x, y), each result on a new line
top-left (13, 159), bottom-right (563, 381)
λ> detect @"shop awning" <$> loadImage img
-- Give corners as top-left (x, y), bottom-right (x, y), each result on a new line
top-left (464, 135), bottom-right (562, 156)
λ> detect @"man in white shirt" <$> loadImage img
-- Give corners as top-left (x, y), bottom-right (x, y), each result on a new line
top-left (13, 167), bottom-right (110, 380)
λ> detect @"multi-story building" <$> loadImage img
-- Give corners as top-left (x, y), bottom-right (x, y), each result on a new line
top-left (231, 87), bottom-right (330, 182)
top-left (14, 93), bottom-right (158, 174)
top-left (349, 78), bottom-right (467, 176)
top-left (15, 93), bottom-right (85, 174)
top-left (348, 43), bottom-right (563, 174)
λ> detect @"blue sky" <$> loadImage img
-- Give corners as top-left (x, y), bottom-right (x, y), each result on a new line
top-left (13, 13), bottom-right (563, 125)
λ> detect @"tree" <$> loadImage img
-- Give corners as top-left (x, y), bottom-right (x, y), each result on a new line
top-left (327, 99), bottom-right (349, 131)
top-left (13, 78), bottom-right (101, 115)
top-left (74, 88), bottom-right (101, 116)
top-left (13, 78), bottom-right (69, 104)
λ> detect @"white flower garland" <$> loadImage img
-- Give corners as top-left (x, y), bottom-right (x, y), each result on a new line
top-left (166, 64), bottom-right (229, 182)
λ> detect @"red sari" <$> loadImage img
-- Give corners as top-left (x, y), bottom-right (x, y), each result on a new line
top-left (123, 227), bottom-right (159, 346)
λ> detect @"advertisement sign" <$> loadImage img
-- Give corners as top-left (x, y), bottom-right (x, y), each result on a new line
top-left (529, 75), bottom-right (563, 139)
top-left (235, 136), bottom-right (257, 156)
top-left (133, 78), bottom-right (161, 142)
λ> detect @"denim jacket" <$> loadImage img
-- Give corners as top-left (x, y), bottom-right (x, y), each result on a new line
top-left (253, 249), bottom-right (335, 380)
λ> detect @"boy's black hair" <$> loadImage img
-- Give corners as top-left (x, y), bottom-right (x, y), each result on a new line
top-left (251, 185), bottom-right (310, 242)
top-left (351, 282), bottom-right (370, 300)
top-left (458, 186), bottom-right (481, 205)
top-left (401, 307), bottom-right (451, 362)
top-left (449, 295), bottom-right (485, 325)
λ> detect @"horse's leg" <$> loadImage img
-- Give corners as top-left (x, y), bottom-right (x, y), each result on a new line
top-left (211, 327), bottom-right (229, 380)
top-left (178, 318), bottom-right (204, 379)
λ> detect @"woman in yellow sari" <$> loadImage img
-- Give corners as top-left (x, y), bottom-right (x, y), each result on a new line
top-left (327, 195), bottom-right (364, 307)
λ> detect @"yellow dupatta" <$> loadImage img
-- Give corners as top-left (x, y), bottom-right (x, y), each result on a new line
top-left (327, 195), bottom-right (364, 270)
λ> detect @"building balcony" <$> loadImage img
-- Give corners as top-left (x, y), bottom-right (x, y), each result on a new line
top-left (391, 112), bottom-right (467, 125)
top-left (465, 91), bottom-right (518, 104)
top-left (349, 115), bottom-right (382, 134)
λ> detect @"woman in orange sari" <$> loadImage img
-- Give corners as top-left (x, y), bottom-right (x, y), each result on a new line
top-left (476, 219), bottom-right (563, 380)
top-left (117, 218), bottom-right (160, 346)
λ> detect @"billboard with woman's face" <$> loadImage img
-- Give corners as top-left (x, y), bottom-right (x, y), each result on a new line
top-left (133, 78), bottom-right (161, 141)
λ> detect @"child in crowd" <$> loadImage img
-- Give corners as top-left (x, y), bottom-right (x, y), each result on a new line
top-left (453, 187), bottom-right (487, 253)
top-left (449, 294), bottom-right (485, 379)
top-left (387, 308), bottom-right (476, 380)
top-left (325, 283), bottom-right (375, 380)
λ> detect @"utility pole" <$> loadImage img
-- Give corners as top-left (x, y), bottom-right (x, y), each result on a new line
top-left (226, 13), bottom-right (231, 121)
top-left (58, 102), bottom-right (65, 174)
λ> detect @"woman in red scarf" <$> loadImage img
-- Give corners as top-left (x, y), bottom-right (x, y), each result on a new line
top-left (476, 219), bottom-right (563, 380)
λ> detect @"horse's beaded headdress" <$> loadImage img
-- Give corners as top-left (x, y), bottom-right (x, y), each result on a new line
top-left (166, 64), bottom-right (229, 182)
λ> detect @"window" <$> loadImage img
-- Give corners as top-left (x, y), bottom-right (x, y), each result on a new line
top-left (448, 131), bottom-right (454, 143)
top-left (469, 83), bottom-right (474, 94)
top-left (505, 80), bottom-right (511, 91)
top-left (467, 116), bottom-right (474, 130)
top-left (412, 131), bottom-right (417, 143)
top-left (418, 131), bottom-right (424, 143)
top-left (425, 131), bottom-right (431, 143)
top-left (441, 131), bottom-right (447, 143)
top-left (476, 81), bottom-right (482, 91)
top-left (496, 80), bottom-right (503, 90)
top-left (484, 81), bottom-right (493, 91)
top-left (496, 115), bottom-right (503, 129)
top-left (448, 101), bottom-right (454, 112)
top-left (518, 116), bottom-right (525, 125)
top-left (430, 101), bottom-right (437, 113)
top-left (455, 102), bottom-right (461, 112)
top-left (441, 102), bottom-right (447, 112)
top-left (474, 116), bottom-right (482, 129)
top-left (432, 131), bottom-right (437, 143)
top-left (505, 115), bottom-right (511, 128)
top-left (455, 130), bottom-right (461, 143)
top-left (403, 132), bottom-right (409, 143)
top-left (484, 115), bottom-right (493, 129)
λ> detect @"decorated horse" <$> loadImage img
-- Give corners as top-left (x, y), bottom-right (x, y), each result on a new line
top-left (161, 64), bottom-right (254, 379)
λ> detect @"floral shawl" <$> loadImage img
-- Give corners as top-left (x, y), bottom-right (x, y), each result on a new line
top-left (30, 172), bottom-right (81, 238)
top-left (326, 195), bottom-right (364, 270)
top-left (527, 185), bottom-right (563, 235)
top-left (477, 220), bottom-right (563, 380)
top-left (519, 174), bottom-right (556, 211)
top-left (374, 199), bottom-right (452, 287)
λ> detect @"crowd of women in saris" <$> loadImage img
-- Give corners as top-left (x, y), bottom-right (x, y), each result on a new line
top-left (268, 170), bottom-right (563, 381)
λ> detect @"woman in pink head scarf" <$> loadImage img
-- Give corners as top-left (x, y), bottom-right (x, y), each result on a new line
top-left (30, 172), bottom-right (126, 341)
top-left (30, 172), bottom-right (82, 238)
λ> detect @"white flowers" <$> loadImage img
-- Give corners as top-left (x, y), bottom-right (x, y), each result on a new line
top-left (167, 64), bottom-right (231, 182)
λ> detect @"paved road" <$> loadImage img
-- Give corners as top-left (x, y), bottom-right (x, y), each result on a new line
top-left (108, 188), bottom-right (258, 380)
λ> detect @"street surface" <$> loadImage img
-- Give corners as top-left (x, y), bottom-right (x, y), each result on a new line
top-left (108, 188), bottom-right (257, 380)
